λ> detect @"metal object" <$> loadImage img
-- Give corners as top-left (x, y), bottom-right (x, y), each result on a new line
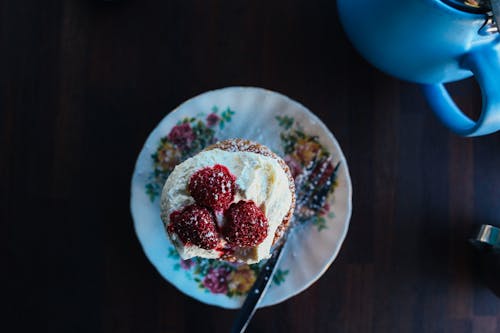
top-left (469, 224), bottom-right (500, 298)
top-left (479, 14), bottom-right (499, 35)
top-left (469, 224), bottom-right (500, 252)
top-left (442, 0), bottom-right (499, 34)
top-left (229, 232), bottom-right (287, 333)
top-left (490, 0), bottom-right (500, 30)
top-left (230, 156), bottom-right (340, 333)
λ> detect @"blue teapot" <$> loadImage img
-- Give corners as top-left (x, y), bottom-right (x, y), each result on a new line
top-left (338, 0), bottom-right (500, 136)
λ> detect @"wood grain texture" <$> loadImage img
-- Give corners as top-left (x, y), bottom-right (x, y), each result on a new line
top-left (2, 0), bottom-right (499, 332)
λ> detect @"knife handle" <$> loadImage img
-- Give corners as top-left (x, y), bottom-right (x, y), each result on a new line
top-left (230, 244), bottom-right (286, 333)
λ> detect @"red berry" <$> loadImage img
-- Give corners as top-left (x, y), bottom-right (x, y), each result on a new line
top-left (222, 200), bottom-right (268, 247)
top-left (188, 164), bottom-right (236, 212)
top-left (168, 204), bottom-right (218, 250)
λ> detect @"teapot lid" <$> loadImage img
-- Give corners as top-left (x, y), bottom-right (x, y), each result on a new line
top-left (442, 0), bottom-right (490, 13)
top-left (442, 0), bottom-right (499, 35)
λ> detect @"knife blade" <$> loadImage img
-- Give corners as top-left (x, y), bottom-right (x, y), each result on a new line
top-left (229, 239), bottom-right (287, 333)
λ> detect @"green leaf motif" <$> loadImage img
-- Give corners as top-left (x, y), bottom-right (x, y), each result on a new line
top-left (273, 269), bottom-right (289, 286)
top-left (280, 132), bottom-right (297, 155)
top-left (275, 115), bottom-right (294, 130)
top-left (168, 247), bottom-right (180, 259)
top-left (312, 216), bottom-right (328, 231)
top-left (145, 183), bottom-right (159, 202)
top-left (295, 129), bottom-right (306, 139)
top-left (220, 107), bottom-right (235, 124)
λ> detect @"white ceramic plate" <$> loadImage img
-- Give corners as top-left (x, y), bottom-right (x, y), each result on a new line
top-left (130, 87), bottom-right (352, 309)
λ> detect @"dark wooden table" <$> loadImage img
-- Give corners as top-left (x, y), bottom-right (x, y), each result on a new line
top-left (3, 1), bottom-right (500, 332)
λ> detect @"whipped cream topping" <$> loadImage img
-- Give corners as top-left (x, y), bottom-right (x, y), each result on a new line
top-left (160, 148), bottom-right (293, 263)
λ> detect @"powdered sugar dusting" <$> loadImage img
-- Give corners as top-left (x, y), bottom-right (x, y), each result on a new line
top-left (161, 139), bottom-right (296, 264)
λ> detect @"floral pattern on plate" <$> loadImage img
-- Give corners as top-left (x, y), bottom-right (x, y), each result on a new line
top-left (144, 108), bottom-right (339, 297)
top-left (145, 106), bottom-right (235, 202)
top-left (130, 87), bottom-right (352, 308)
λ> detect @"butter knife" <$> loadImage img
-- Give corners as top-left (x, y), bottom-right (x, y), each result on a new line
top-left (229, 237), bottom-right (288, 333)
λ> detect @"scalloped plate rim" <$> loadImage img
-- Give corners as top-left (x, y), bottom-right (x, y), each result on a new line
top-left (130, 86), bottom-right (352, 309)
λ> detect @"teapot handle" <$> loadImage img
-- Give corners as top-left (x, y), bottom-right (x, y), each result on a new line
top-left (422, 44), bottom-right (500, 137)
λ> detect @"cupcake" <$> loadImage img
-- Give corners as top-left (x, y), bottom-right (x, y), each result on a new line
top-left (160, 139), bottom-right (296, 264)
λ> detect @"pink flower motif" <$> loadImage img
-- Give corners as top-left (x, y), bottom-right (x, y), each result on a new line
top-left (206, 113), bottom-right (220, 127)
top-left (319, 202), bottom-right (330, 216)
top-left (167, 123), bottom-right (195, 149)
top-left (180, 259), bottom-right (194, 270)
top-left (203, 267), bottom-right (230, 294)
top-left (284, 155), bottom-right (303, 179)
